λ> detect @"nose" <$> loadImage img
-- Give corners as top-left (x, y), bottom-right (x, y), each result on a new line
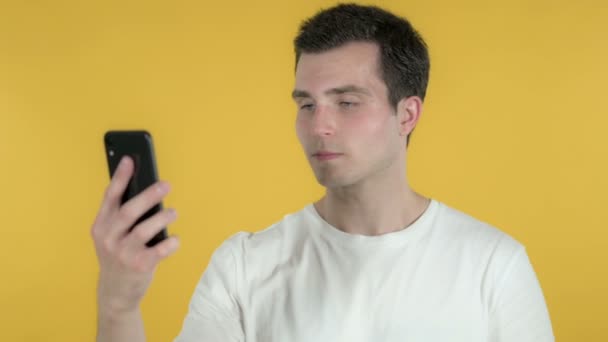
top-left (311, 105), bottom-right (336, 137)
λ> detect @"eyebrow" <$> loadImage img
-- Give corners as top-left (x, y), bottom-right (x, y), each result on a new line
top-left (291, 85), bottom-right (372, 99)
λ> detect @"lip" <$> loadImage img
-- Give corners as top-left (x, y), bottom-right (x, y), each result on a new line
top-left (312, 151), bottom-right (343, 161)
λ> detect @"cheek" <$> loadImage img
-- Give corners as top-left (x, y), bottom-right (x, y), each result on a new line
top-left (349, 113), bottom-right (391, 145)
top-left (295, 115), bottom-right (308, 144)
top-left (347, 113), bottom-right (397, 164)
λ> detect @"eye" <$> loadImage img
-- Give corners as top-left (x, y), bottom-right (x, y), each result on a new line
top-left (339, 101), bottom-right (358, 108)
top-left (300, 103), bottom-right (315, 111)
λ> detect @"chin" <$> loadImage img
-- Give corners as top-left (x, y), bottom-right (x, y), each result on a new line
top-left (313, 171), bottom-right (359, 189)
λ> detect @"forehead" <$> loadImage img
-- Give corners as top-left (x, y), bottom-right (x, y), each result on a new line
top-left (295, 41), bottom-right (385, 94)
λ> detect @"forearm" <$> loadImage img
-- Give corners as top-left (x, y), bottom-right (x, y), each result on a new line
top-left (97, 308), bottom-right (146, 342)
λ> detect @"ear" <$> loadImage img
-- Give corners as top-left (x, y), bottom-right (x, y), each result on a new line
top-left (396, 96), bottom-right (423, 137)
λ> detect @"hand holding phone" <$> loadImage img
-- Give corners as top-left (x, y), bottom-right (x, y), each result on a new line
top-left (104, 131), bottom-right (168, 247)
top-left (91, 131), bottom-right (180, 323)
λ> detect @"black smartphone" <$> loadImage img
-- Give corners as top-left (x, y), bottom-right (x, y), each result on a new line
top-left (104, 130), bottom-right (168, 247)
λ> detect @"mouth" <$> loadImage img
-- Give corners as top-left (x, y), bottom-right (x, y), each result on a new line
top-left (312, 151), bottom-right (343, 161)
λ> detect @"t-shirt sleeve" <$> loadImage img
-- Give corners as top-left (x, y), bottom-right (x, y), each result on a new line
top-left (174, 233), bottom-right (246, 342)
top-left (488, 245), bottom-right (554, 342)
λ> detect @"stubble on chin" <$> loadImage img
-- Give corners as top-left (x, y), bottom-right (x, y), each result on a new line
top-left (312, 164), bottom-right (356, 189)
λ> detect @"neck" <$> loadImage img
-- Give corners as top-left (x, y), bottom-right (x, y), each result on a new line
top-left (314, 165), bottom-right (430, 236)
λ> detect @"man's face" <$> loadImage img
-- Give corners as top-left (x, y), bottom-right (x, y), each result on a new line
top-left (294, 41), bottom-right (405, 188)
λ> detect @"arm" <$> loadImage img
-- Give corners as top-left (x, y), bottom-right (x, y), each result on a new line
top-left (91, 156), bottom-right (180, 342)
top-left (488, 247), bottom-right (554, 342)
top-left (97, 308), bottom-right (145, 342)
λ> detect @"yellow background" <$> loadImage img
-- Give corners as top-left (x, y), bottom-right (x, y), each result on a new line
top-left (1, 0), bottom-right (606, 341)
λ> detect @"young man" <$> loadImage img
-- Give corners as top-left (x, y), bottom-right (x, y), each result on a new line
top-left (92, 4), bottom-right (554, 342)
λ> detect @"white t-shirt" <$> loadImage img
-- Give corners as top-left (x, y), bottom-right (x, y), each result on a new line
top-left (175, 199), bottom-right (554, 342)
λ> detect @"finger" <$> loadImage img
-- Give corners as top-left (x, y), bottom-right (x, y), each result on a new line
top-left (108, 180), bottom-right (170, 240)
top-left (92, 156), bottom-right (134, 241)
top-left (99, 156), bottom-right (134, 217)
top-left (133, 236), bottom-right (180, 272)
top-left (116, 208), bottom-right (176, 267)
top-left (122, 208), bottom-right (177, 250)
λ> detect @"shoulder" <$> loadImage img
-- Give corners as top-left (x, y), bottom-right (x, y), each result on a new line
top-left (214, 204), bottom-right (314, 259)
top-left (431, 200), bottom-right (525, 260)
top-left (427, 201), bottom-right (533, 297)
